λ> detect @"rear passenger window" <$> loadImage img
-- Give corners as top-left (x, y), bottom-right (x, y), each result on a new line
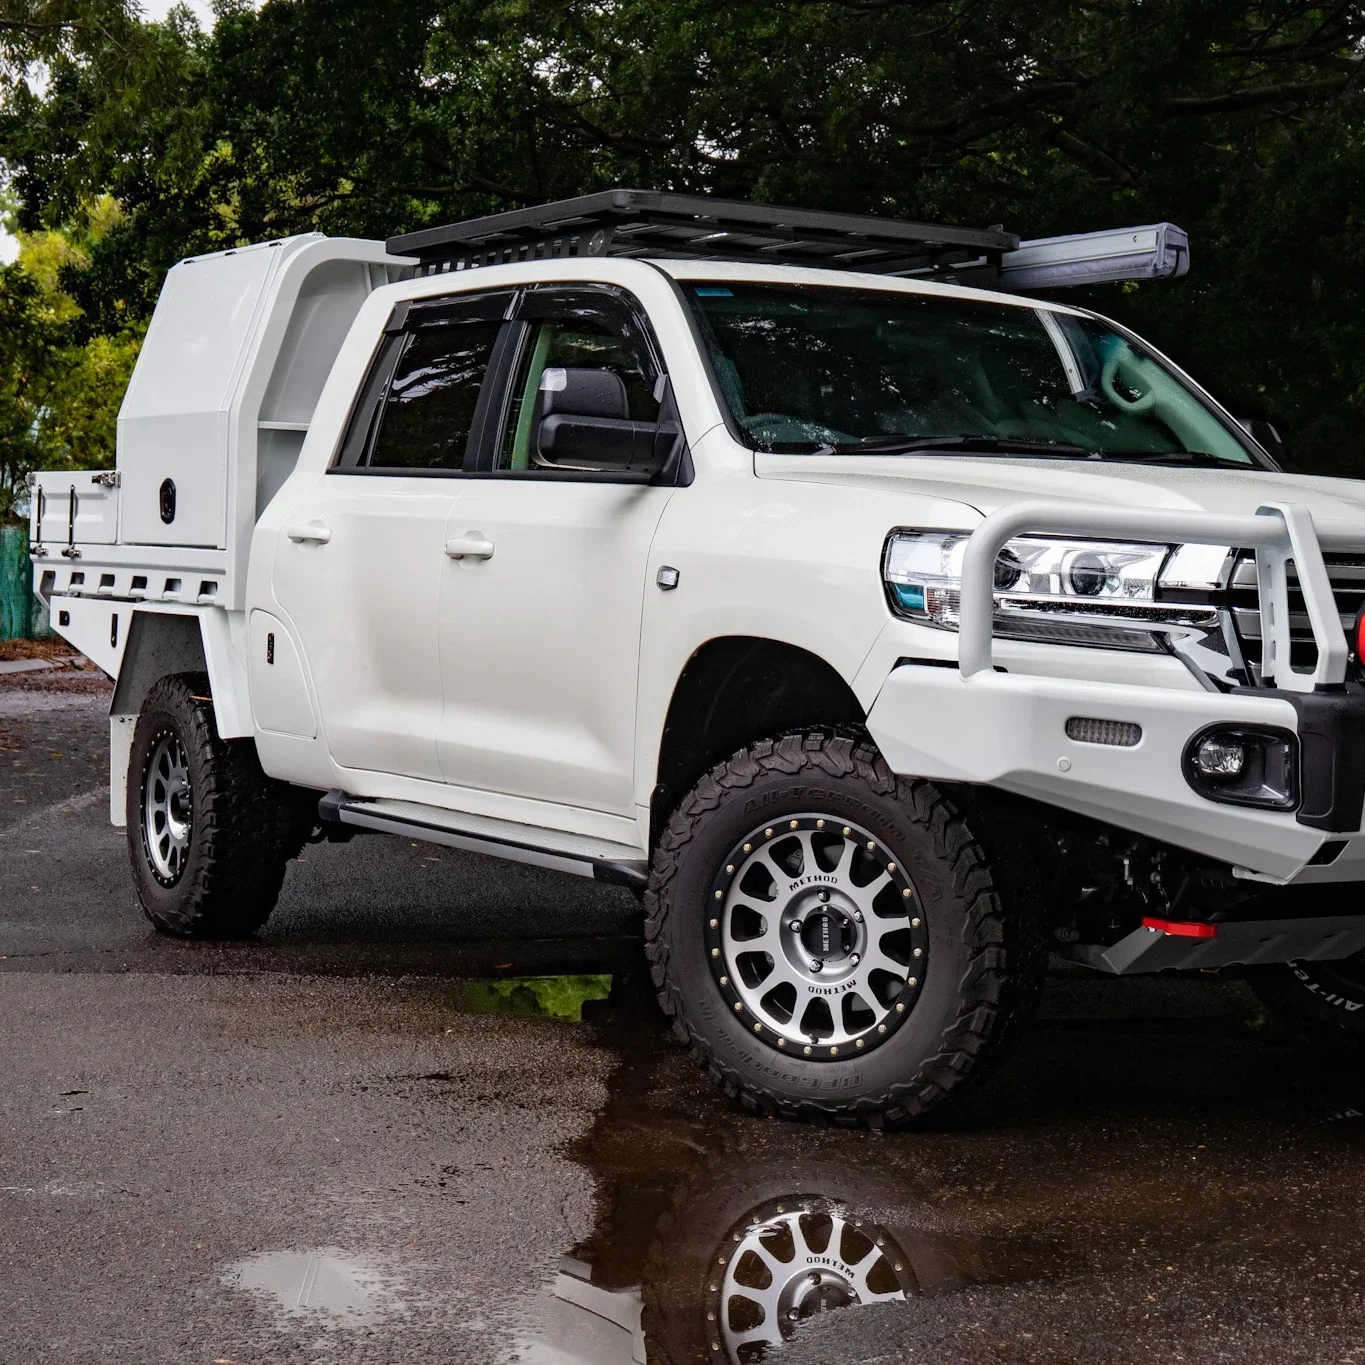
top-left (367, 321), bottom-right (503, 471)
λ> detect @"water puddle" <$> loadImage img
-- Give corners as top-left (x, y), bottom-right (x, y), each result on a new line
top-left (221, 976), bottom-right (1365, 1362)
top-left (225, 1249), bottom-right (406, 1328)
top-left (510, 976), bottom-right (1365, 1363)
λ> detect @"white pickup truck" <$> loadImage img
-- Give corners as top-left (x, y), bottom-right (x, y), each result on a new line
top-left (30, 190), bottom-right (1365, 1126)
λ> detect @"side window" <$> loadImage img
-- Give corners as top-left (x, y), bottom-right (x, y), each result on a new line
top-left (496, 294), bottom-right (660, 472)
top-left (333, 289), bottom-right (514, 473)
top-left (368, 321), bottom-right (504, 472)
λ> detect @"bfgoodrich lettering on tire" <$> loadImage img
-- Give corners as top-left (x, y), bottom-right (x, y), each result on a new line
top-left (126, 672), bottom-right (296, 938)
top-left (643, 731), bottom-right (1042, 1127)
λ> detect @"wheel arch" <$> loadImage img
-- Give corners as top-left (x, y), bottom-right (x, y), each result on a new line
top-left (650, 635), bottom-right (865, 844)
top-left (109, 609), bottom-right (252, 826)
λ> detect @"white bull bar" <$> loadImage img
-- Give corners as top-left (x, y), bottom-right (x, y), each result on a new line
top-left (866, 500), bottom-right (1365, 884)
top-left (959, 500), bottom-right (1347, 691)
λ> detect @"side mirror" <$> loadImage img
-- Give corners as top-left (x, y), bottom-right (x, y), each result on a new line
top-left (536, 367), bottom-right (677, 475)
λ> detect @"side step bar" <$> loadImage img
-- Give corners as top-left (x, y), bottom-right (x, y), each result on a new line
top-left (318, 791), bottom-right (649, 889)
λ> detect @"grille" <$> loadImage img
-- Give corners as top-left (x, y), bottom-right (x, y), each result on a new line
top-left (1228, 551), bottom-right (1365, 679)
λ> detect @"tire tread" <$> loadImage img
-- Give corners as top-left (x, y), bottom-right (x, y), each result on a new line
top-left (643, 730), bottom-right (1039, 1127)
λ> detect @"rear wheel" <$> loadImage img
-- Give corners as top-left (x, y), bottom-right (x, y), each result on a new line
top-left (1249, 957), bottom-right (1365, 1051)
top-left (644, 731), bottom-right (1041, 1127)
top-left (127, 673), bottom-right (297, 938)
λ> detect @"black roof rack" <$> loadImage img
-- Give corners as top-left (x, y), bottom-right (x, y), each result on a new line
top-left (386, 189), bottom-right (1019, 283)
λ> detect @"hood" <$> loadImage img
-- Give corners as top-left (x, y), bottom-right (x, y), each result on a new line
top-left (755, 452), bottom-right (1365, 529)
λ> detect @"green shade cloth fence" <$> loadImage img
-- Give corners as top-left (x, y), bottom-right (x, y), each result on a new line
top-left (0, 525), bottom-right (50, 640)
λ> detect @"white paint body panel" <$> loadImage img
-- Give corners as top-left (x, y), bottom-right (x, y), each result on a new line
top-left (248, 609), bottom-right (317, 739)
top-left (29, 471), bottom-right (120, 549)
top-left (435, 480), bottom-right (674, 813)
top-left (867, 666), bottom-right (1313, 878)
top-left (266, 472), bottom-right (458, 781)
top-left (31, 243), bottom-right (1365, 888)
top-left (113, 234), bottom-right (410, 597)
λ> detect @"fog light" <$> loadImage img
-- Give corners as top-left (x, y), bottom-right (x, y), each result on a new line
top-left (1193, 734), bottom-right (1246, 779)
top-left (1182, 725), bottom-right (1298, 810)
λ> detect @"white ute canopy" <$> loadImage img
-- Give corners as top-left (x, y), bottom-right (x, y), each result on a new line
top-left (30, 234), bottom-right (411, 617)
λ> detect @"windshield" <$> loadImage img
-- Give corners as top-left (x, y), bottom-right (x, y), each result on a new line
top-left (684, 281), bottom-right (1257, 465)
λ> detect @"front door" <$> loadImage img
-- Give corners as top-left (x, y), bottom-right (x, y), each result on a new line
top-left (269, 289), bottom-right (512, 782)
top-left (435, 286), bottom-right (675, 817)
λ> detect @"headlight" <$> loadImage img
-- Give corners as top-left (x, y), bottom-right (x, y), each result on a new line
top-left (883, 531), bottom-right (1222, 653)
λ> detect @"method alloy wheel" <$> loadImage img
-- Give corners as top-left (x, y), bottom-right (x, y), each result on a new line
top-left (645, 732), bottom-right (1039, 1127)
top-left (127, 673), bottom-right (295, 938)
top-left (711, 814), bottom-right (927, 1058)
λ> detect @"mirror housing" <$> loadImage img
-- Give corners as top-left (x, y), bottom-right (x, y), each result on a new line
top-left (539, 413), bottom-right (672, 472)
top-left (536, 366), bottom-right (680, 475)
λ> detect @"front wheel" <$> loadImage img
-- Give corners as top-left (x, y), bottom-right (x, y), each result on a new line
top-left (1248, 957), bottom-right (1365, 1052)
top-left (127, 673), bottom-right (296, 938)
top-left (644, 732), bottom-right (1041, 1127)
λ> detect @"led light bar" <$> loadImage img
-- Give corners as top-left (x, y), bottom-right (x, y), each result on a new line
top-left (998, 223), bottom-right (1190, 290)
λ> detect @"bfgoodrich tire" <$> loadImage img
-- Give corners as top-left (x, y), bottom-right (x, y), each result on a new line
top-left (127, 673), bottom-right (296, 938)
top-left (644, 731), bottom-right (1041, 1127)
top-left (1248, 957), bottom-right (1365, 1051)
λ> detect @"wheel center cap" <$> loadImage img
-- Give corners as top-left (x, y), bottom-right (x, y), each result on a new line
top-left (800, 909), bottom-right (853, 964)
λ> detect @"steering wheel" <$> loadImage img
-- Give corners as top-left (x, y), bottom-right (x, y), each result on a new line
top-left (1100, 345), bottom-right (1158, 415)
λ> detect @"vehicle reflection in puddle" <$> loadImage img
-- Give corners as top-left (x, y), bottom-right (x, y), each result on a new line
top-left (507, 979), bottom-right (1036, 1365)
top-left (222, 971), bottom-right (1365, 1363)
top-left (225, 1249), bottom-right (406, 1328)
top-left (510, 973), bottom-right (1365, 1364)
top-left (519, 1155), bottom-right (1029, 1364)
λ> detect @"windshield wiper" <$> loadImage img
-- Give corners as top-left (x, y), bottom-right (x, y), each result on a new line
top-left (1088, 449), bottom-right (1241, 467)
top-left (823, 434), bottom-right (1094, 456)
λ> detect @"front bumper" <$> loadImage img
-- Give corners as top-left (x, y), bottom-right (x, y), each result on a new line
top-left (865, 498), bottom-right (1365, 886)
top-left (865, 664), bottom-right (1365, 883)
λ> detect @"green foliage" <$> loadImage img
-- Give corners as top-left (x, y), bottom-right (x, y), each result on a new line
top-left (0, 188), bottom-right (139, 517)
top-left (446, 974), bottom-right (613, 1020)
top-left (2, 0), bottom-right (1365, 486)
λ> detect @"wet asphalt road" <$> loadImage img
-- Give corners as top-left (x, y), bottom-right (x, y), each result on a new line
top-left (6, 686), bottom-right (1365, 1364)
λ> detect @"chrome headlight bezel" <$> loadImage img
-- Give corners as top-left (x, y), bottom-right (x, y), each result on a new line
top-left (882, 529), bottom-right (1225, 654)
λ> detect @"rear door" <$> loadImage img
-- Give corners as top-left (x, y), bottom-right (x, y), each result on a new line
top-left (265, 289), bottom-right (514, 778)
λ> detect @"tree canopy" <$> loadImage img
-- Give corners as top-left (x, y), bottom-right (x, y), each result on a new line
top-left (1, 0), bottom-right (1363, 513)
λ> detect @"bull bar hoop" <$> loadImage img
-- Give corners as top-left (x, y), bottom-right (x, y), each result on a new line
top-left (957, 500), bottom-right (1349, 694)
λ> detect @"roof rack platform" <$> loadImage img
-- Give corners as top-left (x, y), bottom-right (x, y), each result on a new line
top-left (387, 189), bottom-right (1018, 284)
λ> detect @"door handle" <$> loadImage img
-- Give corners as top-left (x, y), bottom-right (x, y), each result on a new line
top-left (286, 522), bottom-right (332, 544)
top-left (445, 534), bottom-right (495, 561)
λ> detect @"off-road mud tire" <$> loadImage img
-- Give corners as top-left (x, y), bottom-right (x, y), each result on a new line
top-left (643, 731), bottom-right (1042, 1127)
top-left (1248, 957), bottom-right (1365, 1052)
top-left (126, 672), bottom-right (295, 938)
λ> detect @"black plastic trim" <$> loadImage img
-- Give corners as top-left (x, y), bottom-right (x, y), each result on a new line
top-left (327, 465), bottom-right (655, 484)
top-left (1181, 723), bottom-right (1299, 811)
top-left (1279, 685), bottom-right (1365, 832)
